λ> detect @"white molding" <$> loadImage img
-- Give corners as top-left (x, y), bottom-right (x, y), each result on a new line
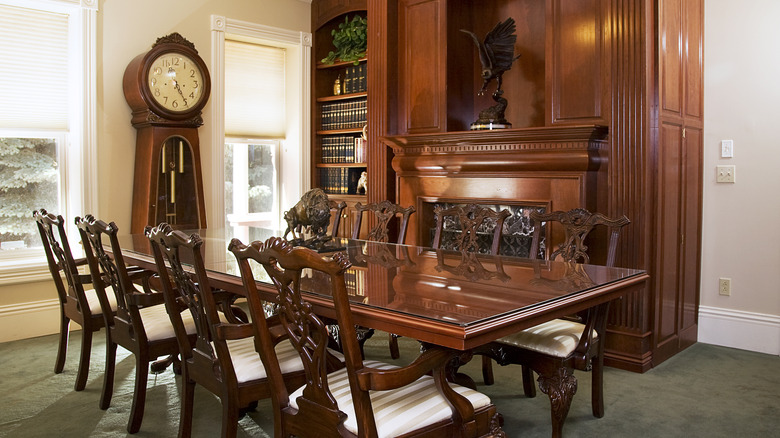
top-left (80, 1), bottom-right (98, 215)
top-left (698, 305), bottom-right (780, 356)
top-left (0, 299), bottom-right (62, 343)
top-left (0, 261), bottom-right (51, 285)
top-left (209, 15), bottom-right (312, 228)
top-left (210, 15), bottom-right (227, 230)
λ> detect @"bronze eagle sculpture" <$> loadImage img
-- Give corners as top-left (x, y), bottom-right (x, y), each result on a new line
top-left (461, 18), bottom-right (521, 96)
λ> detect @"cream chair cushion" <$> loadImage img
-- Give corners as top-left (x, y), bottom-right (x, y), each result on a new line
top-left (495, 318), bottom-right (596, 357)
top-left (84, 288), bottom-right (117, 315)
top-left (138, 304), bottom-right (197, 341)
top-left (223, 338), bottom-right (306, 384)
top-left (289, 360), bottom-right (492, 438)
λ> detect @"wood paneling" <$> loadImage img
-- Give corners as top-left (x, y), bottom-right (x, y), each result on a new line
top-left (547, 0), bottom-right (608, 125)
top-left (398, 0), bottom-right (446, 133)
top-left (335, 0), bottom-right (704, 372)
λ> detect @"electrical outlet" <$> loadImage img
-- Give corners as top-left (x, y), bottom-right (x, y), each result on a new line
top-left (719, 278), bottom-right (731, 296)
top-left (716, 165), bottom-right (736, 183)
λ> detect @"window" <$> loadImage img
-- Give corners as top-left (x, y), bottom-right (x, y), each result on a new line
top-left (210, 16), bottom-right (311, 236)
top-left (223, 41), bottom-right (285, 239)
top-left (0, 0), bottom-right (97, 281)
top-left (224, 139), bottom-right (280, 242)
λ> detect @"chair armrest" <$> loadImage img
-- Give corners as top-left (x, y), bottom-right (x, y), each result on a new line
top-left (356, 346), bottom-right (455, 391)
top-left (214, 322), bottom-right (254, 341)
top-left (126, 291), bottom-right (166, 307)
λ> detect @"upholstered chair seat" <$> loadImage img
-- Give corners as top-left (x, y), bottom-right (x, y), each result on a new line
top-left (85, 288), bottom-right (118, 315)
top-left (495, 320), bottom-right (596, 358)
top-left (288, 359), bottom-right (492, 438)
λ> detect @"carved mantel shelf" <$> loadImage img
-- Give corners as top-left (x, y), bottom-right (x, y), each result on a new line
top-left (382, 125), bottom-right (609, 176)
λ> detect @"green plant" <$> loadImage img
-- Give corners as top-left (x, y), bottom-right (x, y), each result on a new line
top-left (321, 15), bottom-right (367, 65)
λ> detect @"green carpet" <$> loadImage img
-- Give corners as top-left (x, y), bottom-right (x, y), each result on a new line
top-left (0, 331), bottom-right (778, 437)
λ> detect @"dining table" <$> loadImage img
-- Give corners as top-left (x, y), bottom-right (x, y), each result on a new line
top-left (113, 227), bottom-right (648, 352)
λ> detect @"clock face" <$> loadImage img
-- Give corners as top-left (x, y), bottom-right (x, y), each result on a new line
top-left (147, 52), bottom-right (205, 113)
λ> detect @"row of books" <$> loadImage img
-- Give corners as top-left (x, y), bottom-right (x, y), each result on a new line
top-left (345, 268), bottom-right (367, 299)
top-left (320, 167), bottom-right (364, 195)
top-left (321, 135), bottom-right (367, 164)
top-left (321, 98), bottom-right (367, 131)
top-left (341, 63), bottom-right (367, 94)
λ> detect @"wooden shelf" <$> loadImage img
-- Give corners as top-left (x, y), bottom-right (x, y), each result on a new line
top-left (317, 92), bottom-right (367, 103)
top-left (316, 162), bottom-right (367, 168)
top-left (316, 58), bottom-right (367, 70)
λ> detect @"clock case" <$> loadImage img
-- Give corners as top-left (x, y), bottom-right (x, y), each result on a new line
top-left (123, 32), bottom-right (211, 234)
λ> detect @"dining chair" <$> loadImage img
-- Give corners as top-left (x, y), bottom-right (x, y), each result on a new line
top-left (228, 237), bottom-right (504, 438)
top-left (431, 203), bottom-right (510, 385)
top-left (432, 203), bottom-right (511, 255)
top-left (33, 209), bottom-right (116, 391)
top-left (351, 200), bottom-right (416, 359)
top-left (146, 223), bottom-right (307, 438)
top-left (75, 215), bottom-right (196, 433)
top-left (475, 208), bottom-right (630, 438)
top-left (330, 199), bottom-right (348, 238)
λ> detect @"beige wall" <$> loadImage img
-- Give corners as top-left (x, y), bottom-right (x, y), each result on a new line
top-left (3, 0), bottom-right (778, 353)
top-left (0, 0), bottom-right (310, 342)
top-left (699, 0), bottom-right (780, 353)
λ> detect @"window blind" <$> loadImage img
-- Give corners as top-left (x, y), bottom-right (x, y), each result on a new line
top-left (225, 40), bottom-right (286, 138)
top-left (0, 4), bottom-right (69, 130)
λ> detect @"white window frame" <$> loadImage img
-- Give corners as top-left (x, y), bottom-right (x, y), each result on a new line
top-left (210, 15), bottom-right (312, 231)
top-left (225, 137), bottom-right (281, 228)
top-left (0, 0), bottom-right (97, 285)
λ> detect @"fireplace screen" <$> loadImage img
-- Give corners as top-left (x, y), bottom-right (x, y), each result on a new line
top-left (429, 202), bottom-right (546, 259)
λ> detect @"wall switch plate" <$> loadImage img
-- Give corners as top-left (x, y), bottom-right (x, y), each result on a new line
top-left (721, 139), bottom-right (734, 158)
top-left (719, 278), bottom-right (731, 296)
top-left (716, 165), bottom-right (736, 183)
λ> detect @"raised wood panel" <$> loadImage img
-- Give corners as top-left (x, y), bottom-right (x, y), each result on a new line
top-left (680, 126), bottom-right (702, 343)
top-left (367, 0), bottom-right (397, 207)
top-left (398, 0), bottom-right (446, 134)
top-left (547, 0), bottom-right (608, 125)
top-left (659, 0), bottom-right (683, 117)
top-left (684, 0), bottom-right (704, 119)
top-left (655, 122), bottom-right (683, 345)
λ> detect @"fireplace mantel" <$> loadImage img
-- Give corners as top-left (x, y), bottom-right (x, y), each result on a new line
top-left (383, 125), bottom-right (608, 176)
top-left (381, 125), bottom-right (610, 248)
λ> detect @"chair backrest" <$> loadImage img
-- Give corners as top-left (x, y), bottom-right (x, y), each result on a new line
top-left (432, 204), bottom-right (511, 255)
top-left (351, 200), bottom-right (415, 244)
top-left (529, 208), bottom-right (630, 267)
top-left (228, 237), bottom-right (365, 434)
top-left (33, 209), bottom-right (93, 314)
top-left (329, 200), bottom-right (347, 238)
top-left (75, 215), bottom-right (145, 334)
top-left (145, 223), bottom-right (232, 379)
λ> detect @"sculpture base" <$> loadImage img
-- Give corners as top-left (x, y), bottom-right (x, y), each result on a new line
top-left (470, 121), bottom-right (512, 131)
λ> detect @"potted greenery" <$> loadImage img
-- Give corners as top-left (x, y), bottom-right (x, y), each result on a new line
top-left (321, 15), bottom-right (367, 65)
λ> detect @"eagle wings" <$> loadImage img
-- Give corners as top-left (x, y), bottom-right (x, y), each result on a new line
top-left (461, 18), bottom-right (521, 95)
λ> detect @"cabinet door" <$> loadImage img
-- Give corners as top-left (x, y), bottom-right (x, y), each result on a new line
top-left (398, 0), bottom-right (447, 134)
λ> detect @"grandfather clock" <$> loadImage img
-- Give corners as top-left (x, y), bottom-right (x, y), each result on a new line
top-left (123, 32), bottom-right (211, 233)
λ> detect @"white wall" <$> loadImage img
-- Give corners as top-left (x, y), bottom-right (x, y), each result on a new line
top-left (699, 0), bottom-right (780, 354)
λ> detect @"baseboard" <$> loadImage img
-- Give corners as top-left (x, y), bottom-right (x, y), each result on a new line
top-left (0, 299), bottom-right (63, 343)
top-left (698, 305), bottom-right (780, 356)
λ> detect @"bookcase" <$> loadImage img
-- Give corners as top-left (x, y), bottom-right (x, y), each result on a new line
top-left (312, 1), bottom-right (369, 237)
